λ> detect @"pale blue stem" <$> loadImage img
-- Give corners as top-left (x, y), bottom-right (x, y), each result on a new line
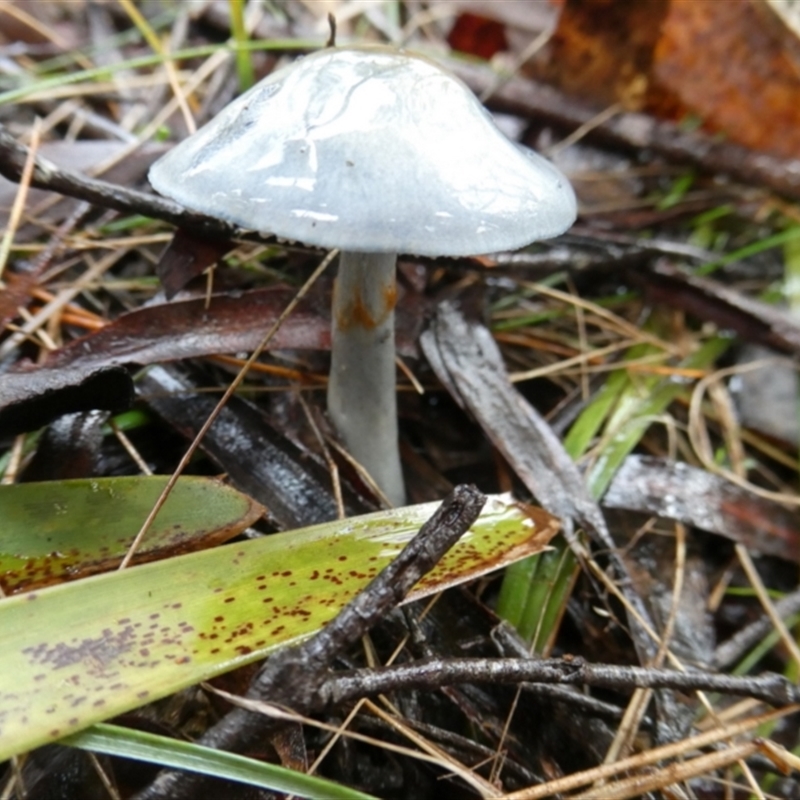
top-left (327, 251), bottom-right (405, 506)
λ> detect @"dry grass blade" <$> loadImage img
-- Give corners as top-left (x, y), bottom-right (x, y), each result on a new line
top-left (0, 120), bottom-right (40, 283)
top-left (205, 684), bottom-right (491, 784)
top-left (118, 249), bottom-right (337, 569)
top-left (573, 739), bottom-right (760, 799)
top-left (505, 705), bottom-right (798, 799)
top-left (689, 361), bottom-right (800, 505)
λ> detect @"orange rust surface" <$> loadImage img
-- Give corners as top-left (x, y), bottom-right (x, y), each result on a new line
top-left (336, 283), bottom-right (398, 332)
top-left (531, 0), bottom-right (669, 109)
top-left (383, 282), bottom-right (398, 315)
top-left (544, 0), bottom-right (800, 160)
top-left (650, 0), bottom-right (800, 160)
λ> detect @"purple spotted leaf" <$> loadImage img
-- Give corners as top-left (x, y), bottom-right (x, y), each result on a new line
top-left (0, 494), bottom-right (558, 760)
top-left (0, 476), bottom-right (265, 593)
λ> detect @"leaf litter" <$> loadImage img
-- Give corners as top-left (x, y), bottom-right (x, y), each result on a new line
top-left (2, 0), bottom-right (800, 797)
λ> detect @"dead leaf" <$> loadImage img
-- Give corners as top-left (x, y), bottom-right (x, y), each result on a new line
top-left (537, 0), bottom-right (800, 159)
top-left (139, 365), bottom-right (365, 529)
top-left (635, 261), bottom-right (800, 356)
top-left (447, 12), bottom-right (508, 60)
top-left (652, 0), bottom-right (800, 160)
top-left (604, 455), bottom-right (800, 562)
top-left (155, 229), bottom-right (234, 298)
top-left (0, 365), bottom-right (133, 437)
top-left (533, 0), bottom-right (669, 109)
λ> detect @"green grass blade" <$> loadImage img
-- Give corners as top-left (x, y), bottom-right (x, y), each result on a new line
top-left (697, 225), bottom-right (800, 276)
top-left (585, 335), bottom-right (730, 498)
top-left (64, 723), bottom-right (377, 800)
top-left (497, 535), bottom-right (577, 653)
top-left (561, 353), bottom-right (646, 460)
top-left (499, 333), bottom-right (731, 650)
top-left (228, 0), bottom-right (255, 91)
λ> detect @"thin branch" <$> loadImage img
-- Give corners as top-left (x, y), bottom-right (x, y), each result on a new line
top-left (0, 125), bottom-right (261, 241)
top-left (715, 586), bottom-right (800, 670)
top-left (132, 484), bottom-right (486, 800)
top-left (323, 656), bottom-right (800, 709)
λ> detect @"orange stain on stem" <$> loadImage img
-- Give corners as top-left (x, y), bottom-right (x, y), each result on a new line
top-left (335, 282), bottom-right (397, 332)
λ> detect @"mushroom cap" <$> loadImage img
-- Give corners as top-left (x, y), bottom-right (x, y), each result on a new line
top-left (149, 47), bottom-right (576, 256)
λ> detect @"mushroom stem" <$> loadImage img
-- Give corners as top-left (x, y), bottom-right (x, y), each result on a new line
top-left (328, 251), bottom-right (405, 506)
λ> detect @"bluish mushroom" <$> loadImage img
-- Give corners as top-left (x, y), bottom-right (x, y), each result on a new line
top-left (149, 46), bottom-right (577, 506)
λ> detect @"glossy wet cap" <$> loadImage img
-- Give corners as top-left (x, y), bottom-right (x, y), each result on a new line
top-left (149, 47), bottom-right (576, 256)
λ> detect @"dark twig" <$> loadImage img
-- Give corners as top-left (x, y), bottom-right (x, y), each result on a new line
top-left (637, 260), bottom-right (800, 358)
top-left (361, 715), bottom-right (542, 787)
top-left (326, 12), bottom-right (337, 48)
top-left (0, 126), bottom-right (263, 241)
top-left (322, 657), bottom-right (800, 709)
top-left (247, 484), bottom-right (485, 709)
top-left (491, 622), bottom-right (630, 721)
top-left (420, 303), bottom-right (714, 744)
top-left (715, 587), bottom-right (800, 671)
top-left (132, 484), bottom-right (486, 800)
top-left (421, 304), bottom-right (661, 668)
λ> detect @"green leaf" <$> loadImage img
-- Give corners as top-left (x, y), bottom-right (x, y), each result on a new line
top-left (0, 494), bottom-right (557, 761)
top-left (0, 476), bottom-right (264, 593)
top-left (64, 723), bottom-right (378, 800)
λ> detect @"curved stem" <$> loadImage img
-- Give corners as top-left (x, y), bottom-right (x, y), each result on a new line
top-left (327, 251), bottom-right (405, 505)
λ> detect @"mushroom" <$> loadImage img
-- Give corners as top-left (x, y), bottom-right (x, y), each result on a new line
top-left (148, 46), bottom-right (576, 507)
